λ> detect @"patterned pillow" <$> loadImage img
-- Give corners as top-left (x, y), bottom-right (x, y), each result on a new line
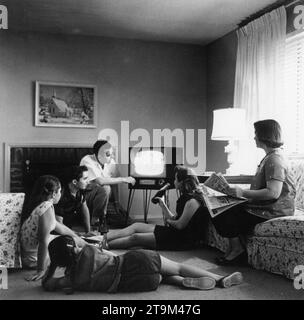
top-left (0, 193), bottom-right (25, 268)
top-left (290, 159), bottom-right (304, 212)
top-left (253, 214), bottom-right (304, 239)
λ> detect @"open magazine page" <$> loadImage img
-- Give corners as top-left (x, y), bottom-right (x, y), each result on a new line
top-left (82, 235), bottom-right (104, 242)
top-left (202, 193), bottom-right (247, 218)
top-left (203, 173), bottom-right (232, 195)
top-left (79, 234), bottom-right (105, 245)
top-left (200, 184), bottom-right (226, 197)
top-left (203, 173), bottom-right (247, 199)
top-left (201, 174), bottom-right (248, 218)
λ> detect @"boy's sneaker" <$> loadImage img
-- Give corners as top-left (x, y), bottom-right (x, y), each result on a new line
top-left (182, 276), bottom-right (216, 290)
top-left (217, 272), bottom-right (243, 288)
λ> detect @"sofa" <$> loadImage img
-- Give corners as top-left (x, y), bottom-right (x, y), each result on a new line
top-left (206, 157), bottom-right (304, 279)
top-left (0, 193), bottom-right (25, 268)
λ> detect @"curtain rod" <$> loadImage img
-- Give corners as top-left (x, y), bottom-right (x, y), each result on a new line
top-left (285, 0), bottom-right (301, 8)
top-left (238, 0), bottom-right (298, 28)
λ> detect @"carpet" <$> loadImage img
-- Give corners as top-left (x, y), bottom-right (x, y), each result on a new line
top-left (1, 245), bottom-right (302, 300)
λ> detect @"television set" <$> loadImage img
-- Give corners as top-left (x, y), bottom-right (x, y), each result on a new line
top-left (128, 147), bottom-right (183, 189)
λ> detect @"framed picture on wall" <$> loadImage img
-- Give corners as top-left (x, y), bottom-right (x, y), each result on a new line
top-left (35, 81), bottom-right (97, 128)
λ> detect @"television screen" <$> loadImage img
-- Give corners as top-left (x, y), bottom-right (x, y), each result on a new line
top-left (133, 149), bottom-right (165, 177)
top-left (129, 147), bottom-right (183, 188)
top-left (130, 148), bottom-right (166, 178)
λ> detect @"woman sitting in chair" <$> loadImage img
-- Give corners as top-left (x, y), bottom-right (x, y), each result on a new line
top-left (212, 119), bottom-right (296, 265)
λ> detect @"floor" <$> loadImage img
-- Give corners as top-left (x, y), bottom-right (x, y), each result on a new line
top-left (2, 245), bottom-right (303, 300)
top-left (2, 216), bottom-right (304, 300)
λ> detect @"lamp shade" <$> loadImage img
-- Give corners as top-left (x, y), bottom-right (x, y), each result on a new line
top-left (211, 108), bottom-right (247, 141)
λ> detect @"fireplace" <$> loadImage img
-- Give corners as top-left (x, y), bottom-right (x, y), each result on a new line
top-left (5, 143), bottom-right (92, 193)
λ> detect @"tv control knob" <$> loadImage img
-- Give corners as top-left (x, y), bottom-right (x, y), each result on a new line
top-left (158, 179), bottom-right (165, 186)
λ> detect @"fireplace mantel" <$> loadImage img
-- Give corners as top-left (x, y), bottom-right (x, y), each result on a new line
top-left (4, 142), bottom-right (92, 192)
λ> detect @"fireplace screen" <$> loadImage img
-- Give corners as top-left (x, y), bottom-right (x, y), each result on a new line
top-left (10, 146), bottom-right (92, 193)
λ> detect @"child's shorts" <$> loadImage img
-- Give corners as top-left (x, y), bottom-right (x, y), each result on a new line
top-left (117, 249), bottom-right (162, 292)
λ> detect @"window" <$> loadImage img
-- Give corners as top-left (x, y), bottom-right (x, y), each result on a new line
top-left (283, 32), bottom-right (304, 155)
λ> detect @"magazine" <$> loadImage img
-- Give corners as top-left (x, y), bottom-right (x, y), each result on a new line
top-left (81, 235), bottom-right (104, 243)
top-left (201, 173), bottom-right (248, 218)
top-left (79, 233), bottom-right (105, 246)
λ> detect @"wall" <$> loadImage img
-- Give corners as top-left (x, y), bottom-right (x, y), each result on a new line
top-left (206, 31), bottom-right (237, 172)
top-left (0, 31), bottom-right (207, 218)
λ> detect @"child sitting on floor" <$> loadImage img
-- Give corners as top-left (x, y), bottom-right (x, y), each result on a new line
top-left (20, 175), bottom-right (85, 281)
top-left (55, 165), bottom-right (91, 233)
top-left (42, 235), bottom-right (243, 293)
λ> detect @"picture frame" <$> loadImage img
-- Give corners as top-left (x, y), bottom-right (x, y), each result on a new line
top-left (35, 81), bottom-right (97, 128)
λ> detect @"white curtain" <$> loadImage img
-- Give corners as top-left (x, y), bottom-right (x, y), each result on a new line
top-left (233, 6), bottom-right (287, 174)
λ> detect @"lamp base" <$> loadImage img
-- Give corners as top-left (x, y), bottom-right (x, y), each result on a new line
top-left (224, 140), bottom-right (239, 175)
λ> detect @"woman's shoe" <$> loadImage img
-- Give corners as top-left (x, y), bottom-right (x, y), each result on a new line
top-left (182, 276), bottom-right (216, 290)
top-left (215, 251), bottom-right (247, 266)
top-left (99, 217), bottom-right (109, 234)
top-left (217, 272), bottom-right (243, 288)
top-left (215, 256), bottom-right (226, 264)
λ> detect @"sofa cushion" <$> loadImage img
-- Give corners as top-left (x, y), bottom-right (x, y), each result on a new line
top-left (253, 213), bottom-right (304, 239)
top-left (247, 236), bottom-right (304, 279)
top-left (249, 235), bottom-right (304, 254)
top-left (289, 158), bottom-right (304, 211)
top-left (0, 193), bottom-right (25, 268)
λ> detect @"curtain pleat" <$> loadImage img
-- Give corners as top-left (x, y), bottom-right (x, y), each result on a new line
top-left (233, 6), bottom-right (287, 174)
